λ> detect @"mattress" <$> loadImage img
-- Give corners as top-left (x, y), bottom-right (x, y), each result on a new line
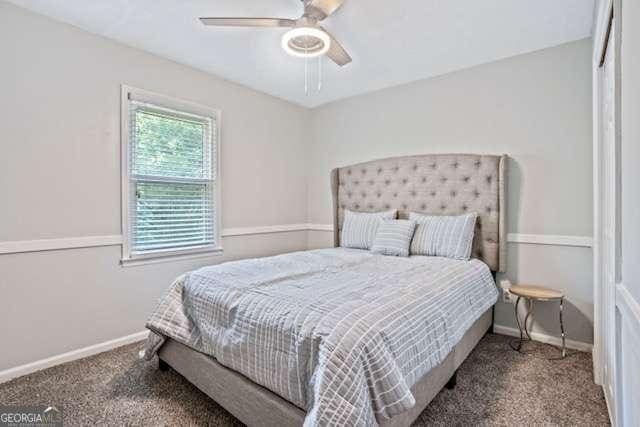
top-left (142, 248), bottom-right (498, 426)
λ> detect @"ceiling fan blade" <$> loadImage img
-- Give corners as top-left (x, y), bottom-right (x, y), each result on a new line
top-left (199, 17), bottom-right (296, 28)
top-left (322, 28), bottom-right (352, 66)
top-left (305, 0), bottom-right (345, 20)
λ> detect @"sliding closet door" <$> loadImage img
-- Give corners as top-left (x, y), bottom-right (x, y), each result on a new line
top-left (598, 17), bottom-right (619, 418)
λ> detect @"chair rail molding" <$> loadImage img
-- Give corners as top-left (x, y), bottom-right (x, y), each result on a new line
top-left (1, 226), bottom-right (593, 255)
top-left (0, 235), bottom-right (124, 255)
top-left (308, 226), bottom-right (593, 248)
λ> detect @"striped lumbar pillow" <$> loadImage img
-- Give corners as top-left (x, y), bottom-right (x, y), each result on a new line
top-left (341, 209), bottom-right (397, 250)
top-left (371, 219), bottom-right (417, 257)
top-left (409, 212), bottom-right (478, 260)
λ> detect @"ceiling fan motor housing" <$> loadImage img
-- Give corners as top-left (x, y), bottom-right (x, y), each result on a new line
top-left (281, 19), bottom-right (331, 58)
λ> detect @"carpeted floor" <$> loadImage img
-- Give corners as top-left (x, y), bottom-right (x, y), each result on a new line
top-left (0, 334), bottom-right (609, 426)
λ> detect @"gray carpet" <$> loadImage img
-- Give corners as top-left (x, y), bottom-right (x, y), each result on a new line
top-left (0, 334), bottom-right (609, 426)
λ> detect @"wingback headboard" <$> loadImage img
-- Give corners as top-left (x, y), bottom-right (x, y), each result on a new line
top-left (331, 154), bottom-right (507, 272)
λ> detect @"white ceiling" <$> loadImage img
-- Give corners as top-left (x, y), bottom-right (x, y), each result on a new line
top-left (10, 0), bottom-right (595, 108)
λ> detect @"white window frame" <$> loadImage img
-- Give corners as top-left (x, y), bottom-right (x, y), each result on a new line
top-left (120, 85), bottom-right (222, 266)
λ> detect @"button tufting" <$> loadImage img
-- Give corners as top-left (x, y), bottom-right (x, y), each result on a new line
top-left (361, 169), bottom-right (367, 175)
top-left (440, 177), bottom-right (447, 183)
top-left (369, 180), bottom-right (374, 186)
top-left (402, 204), bottom-right (408, 209)
top-left (486, 176), bottom-right (493, 184)
top-left (385, 179), bottom-right (391, 185)
top-left (347, 169), bottom-right (352, 175)
top-left (421, 204), bottom-right (427, 210)
top-left (463, 176), bottom-right (470, 183)
top-left (462, 205), bottom-right (468, 211)
top-left (376, 192), bottom-right (382, 198)
top-left (393, 192), bottom-right (398, 197)
top-left (393, 166), bottom-right (399, 172)
top-left (474, 161), bottom-right (481, 168)
top-left (430, 191), bottom-right (436, 197)
top-left (385, 204), bottom-right (390, 209)
top-left (355, 204), bottom-right (360, 209)
top-left (422, 177), bottom-right (427, 183)
top-left (411, 191), bottom-right (417, 197)
top-left (354, 180), bottom-right (359, 185)
top-left (440, 205), bottom-right (447, 210)
top-left (452, 162), bottom-right (459, 169)
top-left (451, 190), bottom-right (457, 197)
top-left (347, 192), bottom-right (353, 198)
top-left (361, 192), bottom-right (367, 198)
top-left (474, 190), bottom-right (480, 198)
top-left (377, 167), bottom-right (383, 174)
top-left (402, 178), bottom-right (408, 184)
top-left (413, 164), bottom-right (418, 171)
top-left (430, 163), bottom-right (437, 169)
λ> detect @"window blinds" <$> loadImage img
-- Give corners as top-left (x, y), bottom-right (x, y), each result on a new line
top-left (128, 100), bottom-right (217, 254)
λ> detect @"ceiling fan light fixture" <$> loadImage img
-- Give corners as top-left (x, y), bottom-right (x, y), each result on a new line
top-left (281, 27), bottom-right (331, 58)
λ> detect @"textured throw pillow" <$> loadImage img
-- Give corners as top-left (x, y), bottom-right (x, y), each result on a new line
top-left (341, 209), bottom-right (397, 249)
top-left (409, 212), bottom-right (478, 260)
top-left (371, 219), bottom-right (417, 257)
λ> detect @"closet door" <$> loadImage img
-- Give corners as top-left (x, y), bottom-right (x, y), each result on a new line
top-left (599, 18), bottom-right (618, 414)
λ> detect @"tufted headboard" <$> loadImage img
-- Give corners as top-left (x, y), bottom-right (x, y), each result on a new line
top-left (331, 154), bottom-right (507, 272)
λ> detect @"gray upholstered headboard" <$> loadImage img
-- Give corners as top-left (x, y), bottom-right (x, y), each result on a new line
top-left (331, 154), bottom-right (507, 272)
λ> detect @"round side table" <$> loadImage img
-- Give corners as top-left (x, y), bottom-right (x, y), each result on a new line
top-left (509, 284), bottom-right (566, 358)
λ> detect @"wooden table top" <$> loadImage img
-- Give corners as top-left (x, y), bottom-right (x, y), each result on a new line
top-left (510, 284), bottom-right (564, 300)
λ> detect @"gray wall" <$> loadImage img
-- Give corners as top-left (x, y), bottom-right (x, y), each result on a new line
top-left (0, 3), bottom-right (310, 371)
top-left (307, 39), bottom-right (594, 344)
top-left (0, 2), bottom-right (597, 372)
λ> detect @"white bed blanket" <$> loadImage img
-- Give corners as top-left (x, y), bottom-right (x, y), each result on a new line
top-left (142, 248), bottom-right (497, 426)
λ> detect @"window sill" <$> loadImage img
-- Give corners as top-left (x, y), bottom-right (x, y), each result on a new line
top-left (121, 247), bottom-right (224, 267)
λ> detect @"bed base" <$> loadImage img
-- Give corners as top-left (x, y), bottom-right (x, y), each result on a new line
top-left (157, 308), bottom-right (492, 427)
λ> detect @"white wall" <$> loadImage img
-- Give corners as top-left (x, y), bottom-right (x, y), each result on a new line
top-left (0, 3), bottom-right (310, 372)
top-left (307, 39), bottom-right (595, 344)
top-left (617, 0), bottom-right (640, 424)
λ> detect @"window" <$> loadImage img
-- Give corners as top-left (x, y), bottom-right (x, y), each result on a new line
top-left (121, 86), bottom-right (221, 264)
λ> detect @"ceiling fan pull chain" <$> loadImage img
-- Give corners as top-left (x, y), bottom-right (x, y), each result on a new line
top-left (304, 48), bottom-right (309, 96)
top-left (318, 56), bottom-right (323, 92)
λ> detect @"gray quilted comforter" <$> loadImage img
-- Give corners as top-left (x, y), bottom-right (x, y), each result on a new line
top-left (142, 248), bottom-right (497, 426)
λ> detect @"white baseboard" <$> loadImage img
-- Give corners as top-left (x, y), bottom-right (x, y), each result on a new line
top-left (493, 324), bottom-right (593, 352)
top-left (0, 330), bottom-right (149, 384)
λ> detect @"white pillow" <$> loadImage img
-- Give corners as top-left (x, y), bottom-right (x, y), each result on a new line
top-left (409, 212), bottom-right (478, 260)
top-left (371, 219), bottom-right (417, 257)
top-left (341, 209), bottom-right (397, 249)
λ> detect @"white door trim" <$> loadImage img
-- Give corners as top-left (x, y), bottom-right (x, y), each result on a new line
top-left (593, 1), bottom-right (620, 425)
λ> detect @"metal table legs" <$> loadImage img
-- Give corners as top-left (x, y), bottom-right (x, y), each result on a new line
top-left (559, 297), bottom-right (566, 358)
top-left (510, 296), bottom-right (566, 359)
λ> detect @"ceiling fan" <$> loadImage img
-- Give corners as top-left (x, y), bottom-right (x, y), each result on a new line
top-left (199, 0), bottom-right (352, 66)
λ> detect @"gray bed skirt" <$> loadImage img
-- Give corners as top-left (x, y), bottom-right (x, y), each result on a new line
top-left (157, 308), bottom-right (493, 427)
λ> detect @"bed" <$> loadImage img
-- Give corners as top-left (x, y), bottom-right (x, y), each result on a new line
top-left (142, 153), bottom-right (507, 427)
